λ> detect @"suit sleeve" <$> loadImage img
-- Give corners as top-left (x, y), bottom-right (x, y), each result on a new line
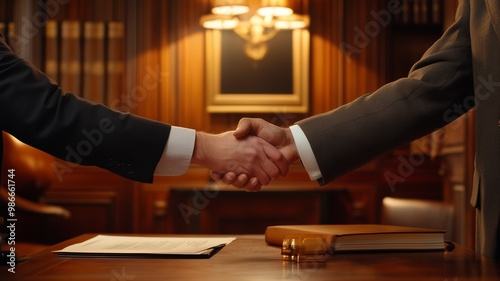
top-left (0, 35), bottom-right (171, 183)
top-left (297, 0), bottom-right (474, 185)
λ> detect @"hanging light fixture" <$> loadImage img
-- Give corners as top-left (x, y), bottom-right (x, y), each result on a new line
top-left (211, 0), bottom-right (250, 15)
top-left (257, 0), bottom-right (293, 17)
top-left (201, 0), bottom-right (309, 60)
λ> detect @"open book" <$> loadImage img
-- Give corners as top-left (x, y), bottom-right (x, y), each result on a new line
top-left (265, 224), bottom-right (446, 252)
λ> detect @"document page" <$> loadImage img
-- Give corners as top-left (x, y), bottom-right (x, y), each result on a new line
top-left (54, 235), bottom-right (236, 256)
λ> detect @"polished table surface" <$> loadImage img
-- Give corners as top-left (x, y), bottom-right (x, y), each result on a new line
top-left (1, 234), bottom-right (500, 281)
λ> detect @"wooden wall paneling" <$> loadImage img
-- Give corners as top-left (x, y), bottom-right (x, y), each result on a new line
top-left (158, 0), bottom-right (177, 124)
top-left (12, 0), bottom-right (44, 68)
top-left (106, 0), bottom-right (127, 109)
top-left (443, 0), bottom-right (459, 28)
top-left (42, 189), bottom-right (123, 244)
top-left (106, 20), bottom-right (126, 107)
top-left (42, 162), bottom-right (135, 242)
top-left (82, 20), bottom-right (106, 103)
top-left (5, 0), bottom-right (450, 236)
top-left (174, 0), bottom-right (209, 131)
top-left (166, 187), bottom-right (354, 234)
top-left (0, 0), bottom-right (11, 37)
top-left (342, 0), bottom-right (387, 104)
top-left (134, 185), bottom-right (170, 233)
top-left (126, 0), bottom-right (173, 121)
top-left (125, 0), bottom-right (138, 117)
top-left (0, 0), bottom-right (12, 21)
top-left (343, 0), bottom-right (365, 103)
top-left (126, 0), bottom-right (160, 233)
top-left (309, 0), bottom-right (342, 114)
top-left (59, 19), bottom-right (82, 95)
top-left (129, 0), bottom-right (162, 120)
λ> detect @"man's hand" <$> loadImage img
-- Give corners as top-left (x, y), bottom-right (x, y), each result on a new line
top-left (234, 118), bottom-right (299, 163)
top-left (192, 131), bottom-right (288, 190)
top-left (211, 118), bottom-right (299, 191)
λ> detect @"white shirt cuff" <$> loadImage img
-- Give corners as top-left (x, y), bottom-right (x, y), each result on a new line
top-left (154, 126), bottom-right (196, 176)
top-left (289, 124), bottom-right (322, 181)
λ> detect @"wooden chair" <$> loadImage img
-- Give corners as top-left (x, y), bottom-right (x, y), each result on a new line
top-left (0, 132), bottom-right (70, 257)
top-left (380, 196), bottom-right (455, 241)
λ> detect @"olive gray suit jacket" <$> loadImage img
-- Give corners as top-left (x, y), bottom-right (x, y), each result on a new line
top-left (297, 0), bottom-right (500, 259)
top-left (0, 34), bottom-right (170, 183)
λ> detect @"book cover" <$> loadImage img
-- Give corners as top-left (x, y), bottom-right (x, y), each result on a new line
top-left (265, 224), bottom-right (446, 252)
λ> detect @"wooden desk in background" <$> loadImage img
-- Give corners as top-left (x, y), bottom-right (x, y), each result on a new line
top-left (1, 234), bottom-right (499, 281)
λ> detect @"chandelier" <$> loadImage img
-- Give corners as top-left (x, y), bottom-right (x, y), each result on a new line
top-left (200, 0), bottom-right (309, 60)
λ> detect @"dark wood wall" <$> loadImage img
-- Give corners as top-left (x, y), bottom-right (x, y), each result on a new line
top-left (1, 0), bottom-right (473, 248)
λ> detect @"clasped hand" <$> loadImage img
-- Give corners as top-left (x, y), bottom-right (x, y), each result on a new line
top-left (206, 118), bottom-right (299, 191)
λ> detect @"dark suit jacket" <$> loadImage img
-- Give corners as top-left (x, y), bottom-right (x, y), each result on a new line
top-left (298, 0), bottom-right (500, 259)
top-left (0, 34), bottom-right (171, 183)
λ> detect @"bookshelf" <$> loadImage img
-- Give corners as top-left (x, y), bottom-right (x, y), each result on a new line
top-left (393, 0), bottom-right (444, 27)
top-left (387, 0), bottom-right (444, 82)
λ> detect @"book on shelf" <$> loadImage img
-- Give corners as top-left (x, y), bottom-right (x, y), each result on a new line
top-left (396, 0), bottom-right (442, 26)
top-left (83, 21), bottom-right (106, 104)
top-left (265, 224), bottom-right (446, 252)
top-left (60, 21), bottom-right (82, 94)
top-left (106, 21), bottom-right (124, 107)
top-left (45, 20), bottom-right (59, 81)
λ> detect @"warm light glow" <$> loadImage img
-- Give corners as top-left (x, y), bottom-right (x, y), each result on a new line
top-left (257, 6), bottom-right (293, 17)
top-left (201, 14), bottom-right (239, 29)
top-left (201, 0), bottom-right (308, 60)
top-left (212, 5), bottom-right (249, 15)
top-left (275, 15), bottom-right (309, 29)
top-left (258, 0), bottom-right (293, 17)
top-left (212, 0), bottom-right (249, 15)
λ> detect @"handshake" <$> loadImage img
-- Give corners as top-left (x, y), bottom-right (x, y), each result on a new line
top-left (192, 118), bottom-right (301, 192)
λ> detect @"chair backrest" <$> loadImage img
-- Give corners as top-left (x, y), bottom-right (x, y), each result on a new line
top-left (0, 133), bottom-right (68, 256)
top-left (1, 132), bottom-right (55, 200)
top-left (0, 132), bottom-right (70, 218)
top-left (380, 197), bottom-right (455, 241)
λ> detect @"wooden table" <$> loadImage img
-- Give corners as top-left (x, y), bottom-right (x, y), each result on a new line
top-left (1, 234), bottom-right (499, 280)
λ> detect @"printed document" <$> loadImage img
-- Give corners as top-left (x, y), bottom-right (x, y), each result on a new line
top-left (54, 235), bottom-right (236, 257)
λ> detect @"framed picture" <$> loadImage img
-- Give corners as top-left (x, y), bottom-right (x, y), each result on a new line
top-left (205, 28), bottom-right (309, 113)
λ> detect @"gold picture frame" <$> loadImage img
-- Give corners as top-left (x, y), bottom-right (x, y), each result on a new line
top-left (205, 28), bottom-right (310, 113)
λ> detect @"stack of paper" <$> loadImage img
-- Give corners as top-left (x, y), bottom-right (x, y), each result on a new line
top-left (54, 235), bottom-right (236, 258)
